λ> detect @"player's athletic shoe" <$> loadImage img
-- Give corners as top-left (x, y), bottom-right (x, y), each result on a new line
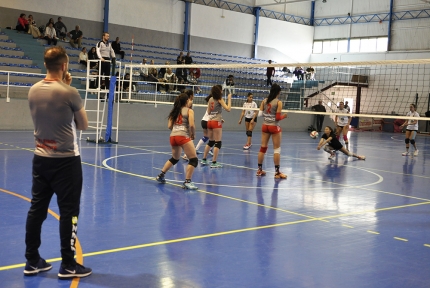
top-left (328, 152), bottom-right (335, 160)
top-left (24, 258), bottom-right (52, 276)
top-left (357, 155), bottom-right (366, 160)
top-left (402, 151), bottom-right (409, 156)
top-left (156, 174), bottom-right (166, 183)
top-left (274, 172), bottom-right (287, 179)
top-left (196, 150), bottom-right (202, 155)
top-left (201, 159), bottom-right (208, 165)
top-left (183, 181), bottom-right (198, 190)
top-left (210, 162), bottom-right (223, 168)
top-left (208, 150), bottom-right (213, 156)
top-left (243, 144), bottom-right (252, 150)
top-left (413, 150), bottom-right (419, 156)
top-left (182, 154), bottom-right (188, 161)
top-left (58, 263), bottom-right (92, 280)
top-left (256, 169), bottom-right (266, 176)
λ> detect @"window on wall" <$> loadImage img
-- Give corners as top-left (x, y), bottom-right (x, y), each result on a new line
top-left (313, 37), bottom-right (388, 54)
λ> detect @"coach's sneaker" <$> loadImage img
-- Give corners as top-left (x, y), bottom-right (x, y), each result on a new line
top-left (183, 181), bottom-right (198, 190)
top-left (413, 149), bottom-right (419, 156)
top-left (210, 162), bottom-right (223, 168)
top-left (24, 258), bottom-right (52, 276)
top-left (200, 159), bottom-right (208, 165)
top-left (274, 172), bottom-right (287, 179)
top-left (58, 263), bottom-right (92, 280)
top-left (156, 173), bottom-right (166, 183)
top-left (402, 151), bottom-right (409, 156)
top-left (256, 169), bottom-right (266, 176)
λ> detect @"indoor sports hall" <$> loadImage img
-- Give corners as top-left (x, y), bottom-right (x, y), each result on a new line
top-left (1, 0), bottom-right (430, 287)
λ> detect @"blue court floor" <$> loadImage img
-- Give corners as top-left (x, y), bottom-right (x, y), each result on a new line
top-left (0, 130), bottom-right (429, 288)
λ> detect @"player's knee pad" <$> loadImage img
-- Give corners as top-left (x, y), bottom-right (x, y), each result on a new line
top-left (169, 157), bottom-right (179, 165)
top-left (274, 147), bottom-right (281, 154)
top-left (260, 147), bottom-right (268, 153)
top-left (246, 130), bottom-right (252, 137)
top-left (208, 140), bottom-right (215, 147)
top-left (188, 157), bottom-right (198, 168)
top-left (405, 138), bottom-right (410, 144)
top-left (214, 141), bottom-right (222, 149)
top-left (202, 136), bottom-right (209, 142)
top-left (410, 139), bottom-right (415, 145)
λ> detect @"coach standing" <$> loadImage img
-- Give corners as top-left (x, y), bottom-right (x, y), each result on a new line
top-left (312, 100), bottom-right (326, 132)
top-left (96, 32), bottom-right (116, 90)
top-left (24, 46), bottom-right (92, 280)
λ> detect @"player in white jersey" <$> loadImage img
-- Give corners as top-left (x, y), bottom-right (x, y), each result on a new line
top-left (335, 101), bottom-right (351, 146)
top-left (238, 92), bottom-right (258, 150)
top-left (400, 103), bottom-right (420, 156)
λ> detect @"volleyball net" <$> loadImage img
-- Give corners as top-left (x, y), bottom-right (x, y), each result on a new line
top-left (113, 59), bottom-right (430, 132)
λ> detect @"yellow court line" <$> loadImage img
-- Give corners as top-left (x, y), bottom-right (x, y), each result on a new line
top-left (424, 244), bottom-right (430, 248)
top-left (0, 188), bottom-right (83, 288)
top-left (342, 224), bottom-right (354, 228)
top-left (394, 237), bottom-right (408, 242)
top-left (367, 230), bottom-right (380, 235)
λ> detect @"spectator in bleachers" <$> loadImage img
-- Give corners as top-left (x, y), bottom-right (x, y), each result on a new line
top-left (222, 75), bottom-right (235, 95)
top-left (189, 66), bottom-right (201, 94)
top-left (67, 25), bottom-right (83, 48)
top-left (164, 68), bottom-right (177, 93)
top-left (266, 60), bottom-right (275, 87)
top-left (79, 47), bottom-right (88, 67)
top-left (293, 67), bottom-right (304, 80)
top-left (159, 61), bottom-right (170, 78)
top-left (177, 52), bottom-right (184, 64)
top-left (44, 22), bottom-right (57, 46)
top-left (121, 73), bottom-right (135, 93)
top-left (149, 60), bottom-right (158, 80)
top-left (46, 18), bottom-right (55, 28)
top-left (139, 58), bottom-right (149, 80)
top-left (54, 17), bottom-right (67, 41)
top-left (185, 52), bottom-right (193, 64)
top-left (96, 32), bottom-right (116, 89)
top-left (27, 15), bottom-right (42, 39)
top-left (176, 57), bottom-right (188, 85)
top-left (111, 37), bottom-right (125, 59)
top-left (88, 47), bottom-right (99, 69)
top-left (306, 66), bottom-right (315, 80)
top-left (16, 13), bottom-right (29, 33)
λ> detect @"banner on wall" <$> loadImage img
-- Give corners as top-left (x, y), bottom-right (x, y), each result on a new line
top-left (358, 117), bottom-right (382, 130)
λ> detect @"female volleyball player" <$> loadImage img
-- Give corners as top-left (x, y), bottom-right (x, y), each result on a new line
top-left (335, 101), bottom-right (351, 146)
top-left (156, 93), bottom-right (198, 190)
top-left (400, 103), bottom-right (420, 156)
top-left (238, 92), bottom-right (258, 150)
top-left (201, 85), bottom-right (231, 168)
top-left (256, 84), bottom-right (287, 179)
top-left (317, 126), bottom-right (365, 160)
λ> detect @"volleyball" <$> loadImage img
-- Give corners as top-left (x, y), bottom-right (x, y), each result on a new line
top-left (310, 131), bottom-right (319, 139)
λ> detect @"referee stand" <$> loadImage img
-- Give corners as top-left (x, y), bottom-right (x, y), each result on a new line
top-left (80, 59), bottom-right (121, 144)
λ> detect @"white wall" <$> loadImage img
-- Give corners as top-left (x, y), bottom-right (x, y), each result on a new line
top-left (258, 16), bottom-right (314, 62)
top-left (0, 0), bottom-right (104, 22)
top-left (109, 0), bottom-right (184, 35)
top-left (190, 4), bottom-right (255, 46)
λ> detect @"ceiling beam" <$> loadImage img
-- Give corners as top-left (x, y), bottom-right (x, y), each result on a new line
top-left (257, 0), bottom-right (314, 7)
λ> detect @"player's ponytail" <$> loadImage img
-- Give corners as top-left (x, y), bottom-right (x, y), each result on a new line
top-left (267, 83), bottom-right (281, 103)
top-left (168, 93), bottom-right (189, 122)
